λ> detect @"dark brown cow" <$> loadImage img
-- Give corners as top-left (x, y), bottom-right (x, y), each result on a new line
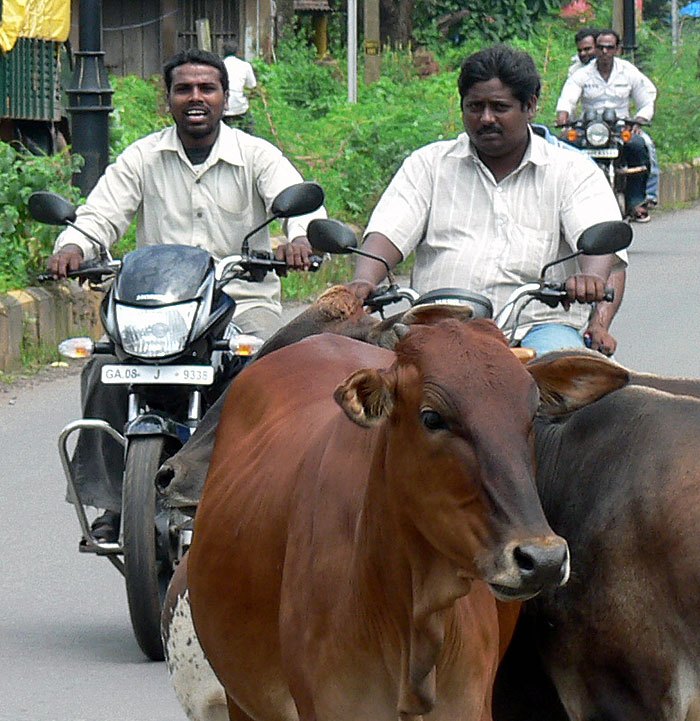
top-left (186, 320), bottom-right (628, 721)
top-left (493, 370), bottom-right (700, 721)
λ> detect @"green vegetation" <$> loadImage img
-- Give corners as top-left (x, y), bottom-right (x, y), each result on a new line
top-left (1, 15), bottom-right (699, 300)
top-left (0, 145), bottom-right (83, 293)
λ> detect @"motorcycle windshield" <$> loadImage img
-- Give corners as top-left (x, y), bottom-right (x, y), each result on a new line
top-left (115, 245), bottom-right (214, 305)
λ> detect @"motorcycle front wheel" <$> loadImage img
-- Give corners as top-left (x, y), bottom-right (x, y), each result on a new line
top-left (122, 435), bottom-right (172, 661)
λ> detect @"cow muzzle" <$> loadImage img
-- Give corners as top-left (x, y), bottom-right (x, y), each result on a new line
top-left (486, 536), bottom-right (570, 601)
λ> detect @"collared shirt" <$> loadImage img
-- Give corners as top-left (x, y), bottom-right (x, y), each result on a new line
top-left (364, 130), bottom-right (625, 339)
top-left (567, 55), bottom-right (585, 77)
top-left (55, 123), bottom-right (325, 315)
top-left (556, 57), bottom-right (657, 122)
top-left (223, 55), bottom-right (257, 115)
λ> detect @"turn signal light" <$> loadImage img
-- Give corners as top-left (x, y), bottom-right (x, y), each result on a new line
top-left (621, 128), bottom-right (633, 142)
top-left (229, 333), bottom-right (264, 356)
top-left (58, 336), bottom-right (95, 359)
top-left (566, 128), bottom-right (579, 142)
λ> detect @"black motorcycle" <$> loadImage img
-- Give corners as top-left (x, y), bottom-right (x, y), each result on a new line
top-left (29, 182), bottom-right (324, 660)
top-left (558, 109), bottom-right (648, 218)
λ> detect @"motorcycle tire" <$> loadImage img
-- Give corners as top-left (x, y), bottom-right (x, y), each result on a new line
top-left (122, 435), bottom-right (172, 661)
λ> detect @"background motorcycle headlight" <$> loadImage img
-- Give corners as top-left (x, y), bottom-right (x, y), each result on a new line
top-left (116, 301), bottom-right (198, 357)
top-left (585, 122), bottom-right (611, 147)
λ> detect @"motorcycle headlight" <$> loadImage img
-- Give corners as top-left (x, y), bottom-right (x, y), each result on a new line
top-left (116, 301), bottom-right (199, 358)
top-left (585, 122), bottom-right (611, 147)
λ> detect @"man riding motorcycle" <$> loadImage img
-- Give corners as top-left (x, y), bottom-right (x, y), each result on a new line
top-left (46, 48), bottom-right (326, 544)
top-left (555, 29), bottom-right (657, 222)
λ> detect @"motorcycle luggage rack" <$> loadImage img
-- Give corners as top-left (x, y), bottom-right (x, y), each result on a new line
top-left (58, 419), bottom-right (127, 575)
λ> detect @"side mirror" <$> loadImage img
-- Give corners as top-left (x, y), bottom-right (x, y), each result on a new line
top-left (270, 182), bottom-right (325, 218)
top-left (577, 220), bottom-right (633, 255)
top-left (28, 191), bottom-right (77, 225)
top-left (307, 219), bottom-right (358, 254)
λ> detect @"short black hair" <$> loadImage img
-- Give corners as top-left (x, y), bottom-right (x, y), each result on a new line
top-left (596, 29), bottom-right (621, 46)
top-left (458, 45), bottom-right (541, 107)
top-left (163, 48), bottom-right (229, 94)
top-left (222, 39), bottom-right (239, 57)
top-left (574, 27), bottom-right (600, 44)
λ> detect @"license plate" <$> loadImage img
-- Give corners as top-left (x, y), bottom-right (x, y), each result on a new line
top-left (582, 148), bottom-right (619, 158)
top-left (101, 364), bottom-right (215, 385)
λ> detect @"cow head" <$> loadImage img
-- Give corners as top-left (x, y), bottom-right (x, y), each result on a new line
top-left (334, 318), bottom-right (628, 604)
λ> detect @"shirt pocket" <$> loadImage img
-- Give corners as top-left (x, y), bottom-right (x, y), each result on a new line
top-left (207, 166), bottom-right (251, 217)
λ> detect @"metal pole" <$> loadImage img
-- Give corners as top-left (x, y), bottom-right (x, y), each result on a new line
top-left (671, 0), bottom-right (680, 51)
top-left (66, 0), bottom-right (114, 195)
top-left (347, 0), bottom-right (357, 103)
top-left (621, 0), bottom-right (637, 61)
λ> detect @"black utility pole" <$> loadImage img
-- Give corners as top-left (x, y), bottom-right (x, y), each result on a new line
top-left (622, 0), bottom-right (637, 61)
top-left (66, 0), bottom-right (114, 195)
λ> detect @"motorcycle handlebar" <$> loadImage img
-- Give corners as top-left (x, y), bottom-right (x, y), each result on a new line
top-left (541, 283), bottom-right (615, 306)
top-left (37, 263), bottom-right (117, 284)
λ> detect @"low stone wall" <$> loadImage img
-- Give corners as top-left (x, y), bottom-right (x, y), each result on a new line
top-left (0, 283), bottom-right (103, 372)
top-left (2, 160), bottom-right (700, 373)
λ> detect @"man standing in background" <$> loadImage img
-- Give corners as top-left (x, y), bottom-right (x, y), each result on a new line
top-left (222, 39), bottom-right (257, 133)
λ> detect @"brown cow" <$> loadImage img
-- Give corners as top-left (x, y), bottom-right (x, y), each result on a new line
top-left (186, 319), bottom-right (628, 721)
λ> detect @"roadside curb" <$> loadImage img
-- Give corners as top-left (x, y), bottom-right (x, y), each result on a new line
top-left (1, 167), bottom-right (699, 373)
top-left (0, 284), bottom-right (103, 372)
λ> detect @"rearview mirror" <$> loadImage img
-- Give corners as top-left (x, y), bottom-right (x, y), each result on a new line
top-left (271, 182), bottom-right (325, 218)
top-left (28, 191), bottom-right (77, 225)
top-left (577, 221), bottom-right (632, 255)
top-left (307, 219), bottom-right (358, 254)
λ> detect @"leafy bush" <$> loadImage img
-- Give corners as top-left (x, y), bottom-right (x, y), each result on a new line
top-left (0, 145), bottom-right (83, 292)
top-left (110, 74), bottom-right (171, 158)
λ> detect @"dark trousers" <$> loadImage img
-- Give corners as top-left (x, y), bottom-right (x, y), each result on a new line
top-left (622, 135), bottom-right (650, 210)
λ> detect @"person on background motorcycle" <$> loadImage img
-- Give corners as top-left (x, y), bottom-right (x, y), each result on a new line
top-left (556, 29), bottom-right (657, 222)
top-left (348, 44), bottom-right (627, 356)
top-left (45, 48), bottom-right (326, 543)
top-left (567, 27), bottom-right (599, 78)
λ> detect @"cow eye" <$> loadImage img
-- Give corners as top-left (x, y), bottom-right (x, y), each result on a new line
top-left (421, 410), bottom-right (448, 431)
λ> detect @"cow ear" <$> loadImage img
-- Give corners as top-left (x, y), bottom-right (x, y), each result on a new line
top-left (334, 368), bottom-right (395, 427)
top-left (528, 355), bottom-right (629, 415)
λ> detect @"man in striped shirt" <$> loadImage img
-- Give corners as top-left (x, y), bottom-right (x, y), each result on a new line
top-left (349, 44), bottom-right (627, 356)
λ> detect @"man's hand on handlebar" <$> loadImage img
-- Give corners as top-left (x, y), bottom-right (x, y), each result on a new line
top-left (47, 244), bottom-right (84, 279)
top-left (275, 236), bottom-right (314, 271)
top-left (564, 273), bottom-right (607, 309)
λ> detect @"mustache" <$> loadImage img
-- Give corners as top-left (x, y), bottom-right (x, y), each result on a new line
top-left (477, 126), bottom-right (502, 135)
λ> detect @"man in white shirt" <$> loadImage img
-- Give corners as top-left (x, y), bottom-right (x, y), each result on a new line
top-left (349, 45), bottom-right (626, 357)
top-left (222, 40), bottom-right (257, 133)
top-left (556, 29), bottom-right (657, 220)
top-left (46, 48), bottom-right (324, 543)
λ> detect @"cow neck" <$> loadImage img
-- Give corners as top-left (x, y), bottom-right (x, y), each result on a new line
top-left (356, 456), bottom-right (473, 717)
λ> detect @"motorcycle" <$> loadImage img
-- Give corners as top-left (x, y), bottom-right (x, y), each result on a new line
top-left (307, 217), bottom-right (632, 347)
top-left (557, 110), bottom-right (649, 219)
top-left (29, 182), bottom-right (325, 661)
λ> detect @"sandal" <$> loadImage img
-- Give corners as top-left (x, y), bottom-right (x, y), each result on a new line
top-left (90, 510), bottom-right (121, 543)
top-left (631, 206), bottom-right (651, 223)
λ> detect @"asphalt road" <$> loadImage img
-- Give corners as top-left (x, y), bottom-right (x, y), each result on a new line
top-left (0, 203), bottom-right (697, 721)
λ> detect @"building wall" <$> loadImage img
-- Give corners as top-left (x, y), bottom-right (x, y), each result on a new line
top-left (71, 0), bottom-right (268, 79)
